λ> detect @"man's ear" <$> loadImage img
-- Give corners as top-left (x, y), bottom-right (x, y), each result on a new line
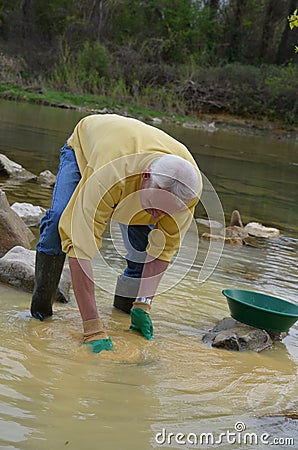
top-left (142, 168), bottom-right (151, 180)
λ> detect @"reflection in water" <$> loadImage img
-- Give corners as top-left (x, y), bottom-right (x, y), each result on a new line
top-left (0, 100), bottom-right (297, 449)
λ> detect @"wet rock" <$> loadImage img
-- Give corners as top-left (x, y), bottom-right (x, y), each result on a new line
top-left (0, 189), bottom-right (34, 257)
top-left (196, 218), bottom-right (224, 235)
top-left (224, 210), bottom-right (248, 239)
top-left (201, 233), bottom-right (243, 246)
top-left (200, 210), bottom-right (280, 246)
top-left (150, 117), bottom-right (162, 124)
top-left (11, 202), bottom-right (46, 227)
top-left (202, 317), bottom-right (274, 352)
top-left (183, 121), bottom-right (217, 132)
top-left (0, 246), bottom-right (71, 302)
top-left (36, 170), bottom-right (56, 187)
top-left (244, 222), bottom-right (280, 238)
top-left (201, 210), bottom-right (248, 245)
top-left (0, 154), bottom-right (36, 180)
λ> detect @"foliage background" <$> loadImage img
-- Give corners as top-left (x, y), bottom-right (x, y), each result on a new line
top-left (0, 0), bottom-right (297, 123)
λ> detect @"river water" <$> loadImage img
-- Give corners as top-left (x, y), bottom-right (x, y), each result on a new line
top-left (0, 99), bottom-right (297, 449)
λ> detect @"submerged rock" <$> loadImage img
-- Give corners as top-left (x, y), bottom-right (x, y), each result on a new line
top-left (0, 154), bottom-right (36, 180)
top-left (0, 246), bottom-right (71, 302)
top-left (11, 202), bottom-right (46, 227)
top-left (0, 190), bottom-right (34, 257)
top-left (202, 317), bottom-right (276, 352)
top-left (201, 232), bottom-right (244, 246)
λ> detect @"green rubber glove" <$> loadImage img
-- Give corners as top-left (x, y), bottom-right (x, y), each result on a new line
top-left (130, 308), bottom-right (154, 340)
top-left (84, 337), bottom-right (113, 353)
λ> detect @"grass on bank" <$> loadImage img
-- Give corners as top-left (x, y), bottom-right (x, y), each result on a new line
top-left (0, 83), bottom-right (193, 125)
top-left (0, 80), bottom-right (297, 136)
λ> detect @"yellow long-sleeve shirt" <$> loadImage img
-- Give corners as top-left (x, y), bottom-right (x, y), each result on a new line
top-left (58, 114), bottom-right (202, 261)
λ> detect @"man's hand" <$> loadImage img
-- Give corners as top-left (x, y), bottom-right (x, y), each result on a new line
top-left (129, 256), bottom-right (168, 340)
top-left (84, 337), bottom-right (113, 353)
top-left (130, 306), bottom-right (154, 340)
top-left (83, 318), bottom-right (113, 353)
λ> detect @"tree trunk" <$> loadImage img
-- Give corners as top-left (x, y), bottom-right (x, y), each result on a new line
top-left (207, 0), bottom-right (220, 13)
top-left (97, 0), bottom-right (103, 40)
top-left (260, 0), bottom-right (285, 63)
top-left (276, 0), bottom-right (297, 64)
top-left (22, 0), bottom-right (32, 38)
top-left (228, 0), bottom-right (249, 61)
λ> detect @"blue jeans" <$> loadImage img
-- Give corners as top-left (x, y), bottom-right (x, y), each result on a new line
top-left (37, 142), bottom-right (152, 279)
top-left (119, 223), bottom-right (153, 277)
top-left (36, 143), bottom-right (81, 255)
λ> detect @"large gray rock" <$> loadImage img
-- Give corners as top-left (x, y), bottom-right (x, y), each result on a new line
top-left (0, 189), bottom-right (34, 257)
top-left (11, 202), bottom-right (46, 227)
top-left (202, 317), bottom-right (281, 352)
top-left (0, 246), bottom-right (71, 302)
top-left (0, 154), bottom-right (36, 180)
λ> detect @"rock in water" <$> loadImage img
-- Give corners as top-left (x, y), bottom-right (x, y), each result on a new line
top-left (245, 222), bottom-right (280, 238)
top-left (0, 190), bottom-right (34, 257)
top-left (229, 209), bottom-right (243, 227)
top-left (11, 202), bottom-right (46, 227)
top-left (201, 210), bottom-right (249, 246)
top-left (202, 317), bottom-right (275, 352)
top-left (200, 210), bottom-right (280, 246)
top-left (0, 246), bottom-right (71, 302)
top-left (195, 218), bottom-right (224, 235)
top-left (0, 154), bottom-right (36, 180)
top-left (36, 170), bottom-right (56, 187)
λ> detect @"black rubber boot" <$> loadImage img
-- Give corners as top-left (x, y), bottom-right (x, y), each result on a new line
top-left (113, 275), bottom-right (141, 314)
top-left (113, 294), bottom-right (135, 314)
top-left (30, 251), bottom-right (66, 321)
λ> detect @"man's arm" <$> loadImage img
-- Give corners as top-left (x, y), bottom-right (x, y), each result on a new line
top-left (137, 255), bottom-right (169, 300)
top-left (68, 257), bottom-right (98, 321)
top-left (68, 257), bottom-right (112, 352)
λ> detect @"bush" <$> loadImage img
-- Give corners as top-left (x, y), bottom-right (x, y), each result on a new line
top-left (0, 53), bottom-right (26, 84)
top-left (175, 63), bottom-right (298, 123)
top-left (77, 41), bottom-right (110, 78)
top-left (51, 41), bottom-right (110, 94)
top-left (17, 40), bottom-right (298, 125)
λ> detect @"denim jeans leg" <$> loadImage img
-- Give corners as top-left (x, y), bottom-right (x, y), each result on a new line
top-left (36, 143), bottom-right (81, 255)
top-left (118, 223), bottom-right (154, 277)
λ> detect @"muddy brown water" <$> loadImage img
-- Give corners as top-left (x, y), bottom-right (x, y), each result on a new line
top-left (0, 100), bottom-right (297, 449)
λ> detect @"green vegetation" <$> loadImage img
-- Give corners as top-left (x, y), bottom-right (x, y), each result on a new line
top-left (288, 8), bottom-right (298, 51)
top-left (0, 83), bottom-right (183, 123)
top-left (0, 1), bottom-right (297, 125)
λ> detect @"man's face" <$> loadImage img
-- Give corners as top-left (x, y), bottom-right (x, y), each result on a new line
top-left (139, 170), bottom-right (184, 219)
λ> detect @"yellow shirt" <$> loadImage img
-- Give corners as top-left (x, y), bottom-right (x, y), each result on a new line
top-left (58, 114), bottom-right (202, 261)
